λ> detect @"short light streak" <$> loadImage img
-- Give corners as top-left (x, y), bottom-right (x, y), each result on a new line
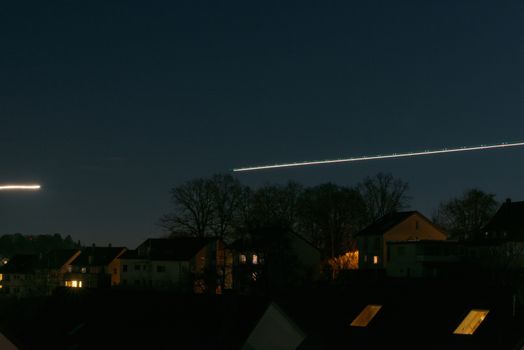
top-left (233, 141), bottom-right (524, 172)
top-left (0, 185), bottom-right (41, 191)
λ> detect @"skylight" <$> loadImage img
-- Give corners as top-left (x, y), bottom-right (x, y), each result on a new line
top-left (350, 305), bottom-right (382, 327)
top-left (453, 309), bottom-right (489, 335)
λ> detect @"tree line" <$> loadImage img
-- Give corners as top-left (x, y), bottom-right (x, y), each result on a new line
top-left (160, 173), bottom-right (411, 259)
top-left (0, 233), bottom-right (79, 258)
top-left (161, 173), bottom-right (501, 259)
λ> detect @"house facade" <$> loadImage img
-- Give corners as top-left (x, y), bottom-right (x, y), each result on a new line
top-left (63, 246), bottom-right (126, 289)
top-left (119, 238), bottom-right (230, 294)
top-left (356, 211), bottom-right (447, 270)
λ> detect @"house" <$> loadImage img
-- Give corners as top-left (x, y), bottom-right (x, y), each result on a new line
top-left (63, 246), bottom-right (126, 289)
top-left (0, 254), bottom-right (40, 297)
top-left (118, 238), bottom-right (229, 294)
top-left (37, 249), bottom-right (81, 293)
top-left (386, 240), bottom-right (462, 278)
top-left (0, 250), bottom-right (83, 297)
top-left (464, 199), bottom-right (524, 272)
top-left (356, 211), bottom-right (447, 270)
top-left (228, 231), bottom-right (321, 293)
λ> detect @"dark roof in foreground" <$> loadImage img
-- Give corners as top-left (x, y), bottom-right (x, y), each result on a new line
top-left (0, 280), bottom-right (522, 350)
top-left (357, 211), bottom-right (417, 237)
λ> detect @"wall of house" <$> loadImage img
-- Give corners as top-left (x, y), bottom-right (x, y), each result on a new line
top-left (358, 213), bottom-right (447, 270)
top-left (120, 258), bottom-right (150, 288)
top-left (383, 214), bottom-right (446, 267)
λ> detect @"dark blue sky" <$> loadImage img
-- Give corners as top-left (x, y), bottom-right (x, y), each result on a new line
top-left (1, 0), bottom-right (524, 248)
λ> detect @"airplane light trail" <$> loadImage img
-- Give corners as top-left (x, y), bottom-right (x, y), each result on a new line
top-left (233, 141), bottom-right (524, 172)
top-left (0, 184), bottom-right (41, 191)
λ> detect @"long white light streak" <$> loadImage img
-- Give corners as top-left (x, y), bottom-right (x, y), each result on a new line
top-left (233, 141), bottom-right (524, 172)
top-left (0, 185), bottom-right (41, 191)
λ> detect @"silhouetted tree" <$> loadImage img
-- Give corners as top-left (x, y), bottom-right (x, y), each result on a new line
top-left (357, 172), bottom-right (410, 223)
top-left (248, 182), bottom-right (303, 230)
top-left (160, 174), bottom-right (248, 241)
top-left (160, 178), bottom-right (215, 237)
top-left (297, 183), bottom-right (366, 258)
top-left (433, 188), bottom-right (498, 240)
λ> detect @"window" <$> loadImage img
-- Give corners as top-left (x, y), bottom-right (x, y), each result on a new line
top-left (123, 264), bottom-right (128, 272)
top-left (157, 265), bottom-right (166, 273)
top-left (65, 280), bottom-right (83, 288)
top-left (81, 267), bottom-right (87, 273)
top-left (373, 256), bottom-right (379, 264)
top-left (0, 274), bottom-right (2, 281)
top-left (67, 265), bottom-right (73, 273)
top-left (252, 254), bottom-right (258, 265)
top-left (415, 220), bottom-right (419, 230)
top-left (453, 309), bottom-right (489, 335)
top-left (351, 305), bottom-right (382, 327)
top-left (364, 255), bottom-right (368, 263)
top-left (240, 254), bottom-right (247, 264)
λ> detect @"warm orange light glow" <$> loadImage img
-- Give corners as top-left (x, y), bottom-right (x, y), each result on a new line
top-left (0, 274), bottom-right (2, 281)
top-left (453, 309), bottom-right (489, 335)
top-left (328, 251), bottom-right (359, 277)
top-left (351, 305), bottom-right (382, 327)
top-left (252, 254), bottom-right (258, 264)
top-left (373, 256), bottom-right (379, 264)
top-left (65, 280), bottom-right (83, 288)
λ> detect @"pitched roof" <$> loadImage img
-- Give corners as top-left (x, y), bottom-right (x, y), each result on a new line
top-left (40, 249), bottom-right (80, 269)
top-left (71, 247), bottom-right (126, 267)
top-left (483, 200), bottom-right (524, 241)
top-left (133, 238), bottom-right (215, 261)
top-left (356, 211), bottom-right (417, 237)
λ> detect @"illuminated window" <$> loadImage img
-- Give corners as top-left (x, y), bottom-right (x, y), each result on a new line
top-left (252, 254), bottom-right (258, 265)
top-left (0, 285), bottom-right (2, 289)
top-left (65, 280), bottom-right (83, 288)
top-left (453, 309), bottom-right (489, 335)
top-left (67, 265), bottom-right (73, 273)
top-left (240, 254), bottom-right (247, 264)
top-left (373, 256), bottom-right (379, 264)
top-left (350, 305), bottom-right (382, 327)
top-left (81, 267), bottom-right (87, 273)
top-left (0, 273), bottom-right (2, 281)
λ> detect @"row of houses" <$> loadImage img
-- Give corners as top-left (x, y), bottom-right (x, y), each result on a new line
top-left (0, 232), bottom-right (322, 297)
top-left (3, 199), bottom-right (524, 297)
top-left (356, 199), bottom-right (524, 279)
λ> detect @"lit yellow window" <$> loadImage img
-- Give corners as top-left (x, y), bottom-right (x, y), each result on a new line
top-left (453, 309), bottom-right (489, 335)
top-left (252, 255), bottom-right (258, 264)
top-left (373, 256), bottom-right (379, 264)
top-left (0, 273), bottom-right (3, 281)
top-left (72, 280), bottom-right (78, 288)
top-left (350, 305), bottom-right (382, 327)
top-left (0, 285), bottom-right (2, 289)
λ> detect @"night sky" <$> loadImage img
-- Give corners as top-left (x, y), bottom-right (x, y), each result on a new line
top-left (2, 0), bottom-right (524, 248)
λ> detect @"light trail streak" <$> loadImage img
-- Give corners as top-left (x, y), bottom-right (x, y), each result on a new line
top-left (0, 185), bottom-right (41, 191)
top-left (233, 141), bottom-right (524, 172)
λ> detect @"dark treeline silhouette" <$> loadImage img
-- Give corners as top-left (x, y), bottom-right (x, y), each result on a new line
top-left (0, 233), bottom-right (79, 258)
top-left (160, 172), bottom-right (411, 259)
